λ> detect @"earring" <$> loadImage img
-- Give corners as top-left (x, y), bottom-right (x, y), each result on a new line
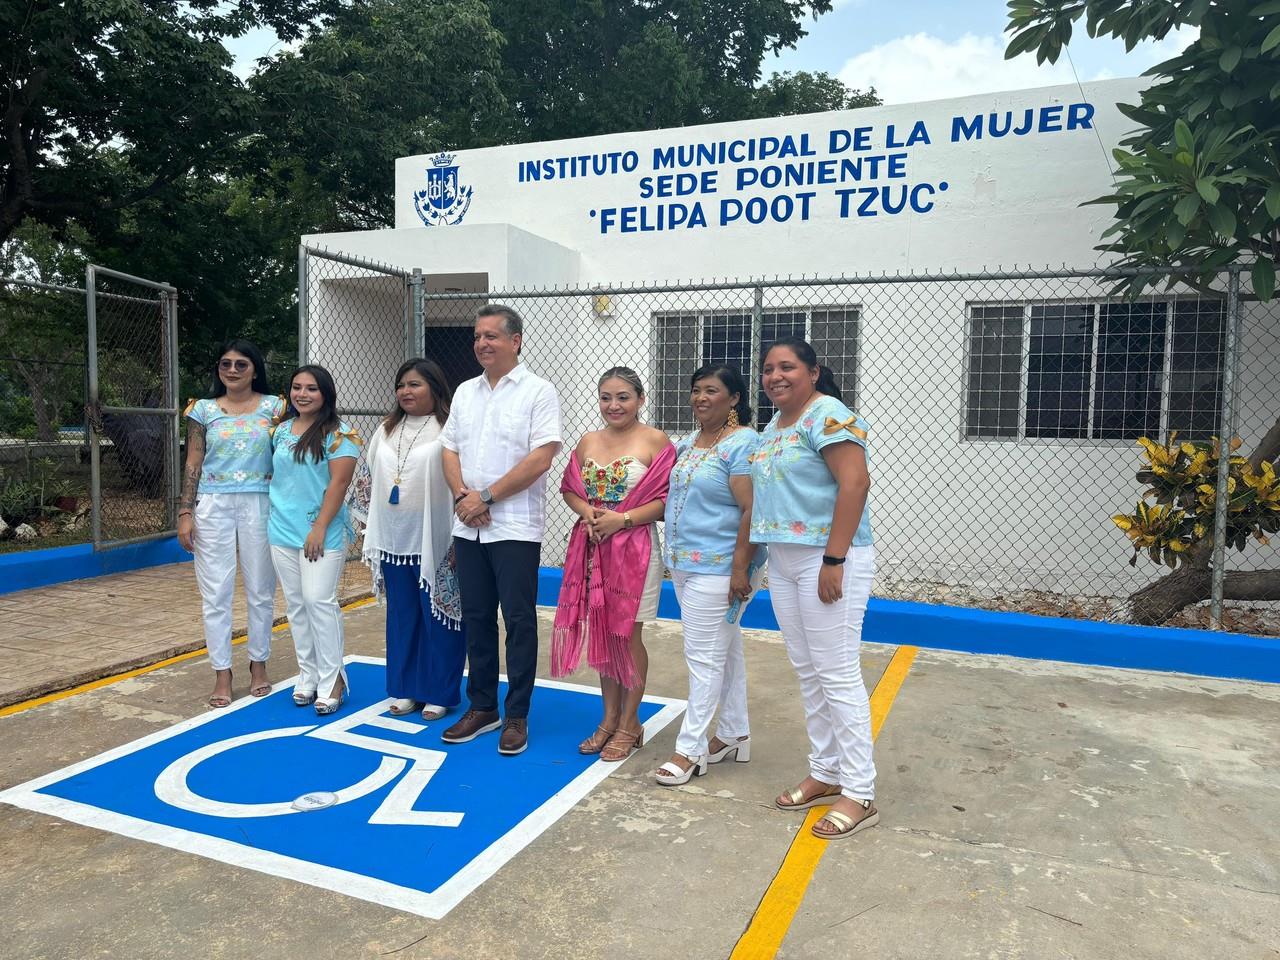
top-left (726, 409), bottom-right (739, 429)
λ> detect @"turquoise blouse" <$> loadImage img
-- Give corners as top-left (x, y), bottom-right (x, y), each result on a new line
top-left (267, 421), bottom-right (361, 551)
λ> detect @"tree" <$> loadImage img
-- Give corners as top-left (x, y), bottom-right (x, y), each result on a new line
top-left (1006, 0), bottom-right (1280, 623)
top-left (1, 0), bottom-right (341, 247)
top-left (748, 71), bottom-right (880, 117)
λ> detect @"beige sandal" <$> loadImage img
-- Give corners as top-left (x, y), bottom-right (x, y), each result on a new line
top-left (578, 725), bottom-right (616, 755)
top-left (599, 727), bottom-right (644, 763)
top-left (812, 801), bottom-right (879, 840)
top-left (774, 781), bottom-right (842, 811)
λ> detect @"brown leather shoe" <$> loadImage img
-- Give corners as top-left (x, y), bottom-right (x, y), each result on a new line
top-left (440, 709), bottom-right (500, 744)
top-left (498, 718), bottom-right (528, 755)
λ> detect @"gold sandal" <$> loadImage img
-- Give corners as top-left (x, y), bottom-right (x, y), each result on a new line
top-left (599, 727), bottom-right (644, 763)
top-left (812, 801), bottom-right (879, 840)
top-left (774, 782), bottom-right (842, 811)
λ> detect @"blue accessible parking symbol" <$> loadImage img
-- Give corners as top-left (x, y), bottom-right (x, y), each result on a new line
top-left (0, 657), bottom-right (685, 918)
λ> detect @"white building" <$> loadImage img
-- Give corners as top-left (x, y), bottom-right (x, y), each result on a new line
top-left (303, 78), bottom-right (1278, 600)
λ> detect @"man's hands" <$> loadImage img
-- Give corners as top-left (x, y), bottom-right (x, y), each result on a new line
top-left (454, 488), bottom-right (492, 528)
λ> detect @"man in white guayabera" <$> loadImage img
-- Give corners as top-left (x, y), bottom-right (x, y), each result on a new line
top-left (440, 304), bottom-right (562, 756)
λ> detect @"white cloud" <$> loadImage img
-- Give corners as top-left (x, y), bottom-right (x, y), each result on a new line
top-left (837, 28), bottom-right (1197, 105)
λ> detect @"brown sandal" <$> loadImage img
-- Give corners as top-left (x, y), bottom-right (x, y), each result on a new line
top-left (579, 725), bottom-right (616, 755)
top-left (599, 727), bottom-right (644, 763)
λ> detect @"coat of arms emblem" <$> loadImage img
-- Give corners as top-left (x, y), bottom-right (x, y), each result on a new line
top-left (413, 152), bottom-right (473, 226)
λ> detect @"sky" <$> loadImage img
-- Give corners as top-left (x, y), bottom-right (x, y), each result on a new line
top-left (224, 1), bottom-right (1197, 105)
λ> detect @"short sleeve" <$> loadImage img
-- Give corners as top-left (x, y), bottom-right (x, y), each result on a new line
top-left (186, 398), bottom-right (209, 425)
top-left (269, 395), bottom-right (286, 420)
top-left (808, 397), bottom-right (869, 453)
top-left (724, 430), bottom-right (757, 476)
top-left (440, 385), bottom-right (463, 452)
top-left (327, 423), bottom-right (362, 460)
top-left (528, 381), bottom-right (562, 447)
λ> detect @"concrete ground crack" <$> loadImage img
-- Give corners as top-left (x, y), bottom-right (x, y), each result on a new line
top-left (891, 825), bottom-right (1280, 899)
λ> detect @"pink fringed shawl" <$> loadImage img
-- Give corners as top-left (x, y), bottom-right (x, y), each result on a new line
top-left (551, 444), bottom-right (675, 688)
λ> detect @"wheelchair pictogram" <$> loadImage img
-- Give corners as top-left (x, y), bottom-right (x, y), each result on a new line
top-left (153, 699), bottom-right (465, 826)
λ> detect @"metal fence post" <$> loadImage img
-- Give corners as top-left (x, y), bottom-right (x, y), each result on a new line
top-left (163, 289), bottom-right (180, 529)
top-left (748, 284), bottom-right (764, 419)
top-left (297, 245), bottom-right (309, 364)
top-left (1209, 265), bottom-right (1243, 629)
top-left (409, 268), bottom-right (425, 360)
top-left (85, 264), bottom-right (102, 549)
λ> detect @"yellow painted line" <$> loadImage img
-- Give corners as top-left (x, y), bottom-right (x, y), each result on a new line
top-left (0, 596), bottom-right (376, 720)
top-left (729, 644), bottom-right (919, 960)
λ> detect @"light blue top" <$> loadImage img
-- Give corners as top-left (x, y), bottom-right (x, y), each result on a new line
top-left (186, 395), bottom-right (285, 493)
top-left (268, 421), bottom-right (362, 551)
top-left (749, 394), bottom-right (874, 548)
top-left (663, 428), bottom-right (758, 575)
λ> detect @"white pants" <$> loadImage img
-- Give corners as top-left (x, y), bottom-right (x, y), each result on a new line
top-left (768, 542), bottom-right (876, 801)
top-left (192, 492), bottom-right (275, 671)
top-left (672, 571), bottom-right (750, 759)
top-left (270, 546), bottom-right (347, 697)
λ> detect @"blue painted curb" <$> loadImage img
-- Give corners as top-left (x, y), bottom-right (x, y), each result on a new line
top-left (537, 567), bottom-right (1279, 684)
top-left (0, 538), bottom-right (191, 595)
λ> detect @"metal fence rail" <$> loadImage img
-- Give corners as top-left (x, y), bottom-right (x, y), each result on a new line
top-left (299, 249), bottom-right (1279, 631)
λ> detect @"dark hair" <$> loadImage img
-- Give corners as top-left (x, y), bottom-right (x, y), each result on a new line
top-left (383, 358), bottom-right (453, 434)
top-left (597, 366), bottom-right (645, 399)
top-left (476, 304), bottom-right (522, 355)
top-left (689, 363), bottom-right (752, 427)
top-left (210, 339), bottom-right (271, 397)
top-left (281, 364), bottom-right (341, 463)
top-left (761, 336), bottom-right (843, 403)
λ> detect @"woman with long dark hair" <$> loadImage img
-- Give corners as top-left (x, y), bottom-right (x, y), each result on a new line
top-left (350, 358), bottom-right (465, 722)
top-left (178, 339), bottom-right (283, 708)
top-left (655, 364), bottom-right (761, 786)
top-left (268, 364), bottom-right (361, 715)
top-left (751, 336), bottom-right (879, 841)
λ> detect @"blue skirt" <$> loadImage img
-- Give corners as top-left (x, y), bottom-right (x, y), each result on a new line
top-left (382, 559), bottom-right (466, 706)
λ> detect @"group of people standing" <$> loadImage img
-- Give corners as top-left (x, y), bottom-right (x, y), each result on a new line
top-left (180, 304), bottom-right (881, 841)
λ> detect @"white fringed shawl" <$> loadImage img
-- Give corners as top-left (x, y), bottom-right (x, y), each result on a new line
top-left (349, 416), bottom-right (461, 628)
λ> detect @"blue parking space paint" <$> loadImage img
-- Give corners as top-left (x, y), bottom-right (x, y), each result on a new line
top-left (0, 657), bottom-right (685, 918)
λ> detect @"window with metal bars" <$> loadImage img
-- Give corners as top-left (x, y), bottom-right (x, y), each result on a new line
top-left (652, 306), bottom-right (860, 431)
top-left (964, 299), bottom-right (1225, 441)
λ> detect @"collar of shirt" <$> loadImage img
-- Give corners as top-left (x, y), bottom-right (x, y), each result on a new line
top-left (479, 362), bottom-right (529, 392)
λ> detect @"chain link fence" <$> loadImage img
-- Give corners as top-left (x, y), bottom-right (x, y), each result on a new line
top-left (299, 247), bottom-right (1280, 633)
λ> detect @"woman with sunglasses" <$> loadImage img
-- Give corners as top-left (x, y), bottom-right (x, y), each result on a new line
top-left (178, 340), bottom-right (285, 708)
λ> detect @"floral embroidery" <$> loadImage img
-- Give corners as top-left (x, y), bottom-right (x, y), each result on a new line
top-left (582, 457), bottom-right (633, 503)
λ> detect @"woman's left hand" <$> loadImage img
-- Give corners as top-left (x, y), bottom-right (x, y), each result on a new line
top-left (303, 528), bottom-right (326, 562)
top-left (817, 563), bottom-right (844, 604)
top-left (728, 568), bottom-right (751, 603)
top-left (589, 508), bottom-right (625, 542)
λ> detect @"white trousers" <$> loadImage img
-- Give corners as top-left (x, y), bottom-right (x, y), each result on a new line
top-left (672, 571), bottom-right (750, 759)
top-left (768, 542), bottom-right (876, 801)
top-left (270, 546), bottom-right (347, 697)
top-left (192, 492), bottom-right (275, 671)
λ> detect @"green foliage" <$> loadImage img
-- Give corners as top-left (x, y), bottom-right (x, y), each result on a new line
top-left (0, 459), bottom-right (76, 526)
top-left (1112, 433), bottom-right (1280, 567)
top-left (1006, 1), bottom-right (1280, 299)
top-left (747, 72), bottom-right (881, 118)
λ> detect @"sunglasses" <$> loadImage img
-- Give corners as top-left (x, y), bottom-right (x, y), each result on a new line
top-left (218, 359), bottom-right (252, 373)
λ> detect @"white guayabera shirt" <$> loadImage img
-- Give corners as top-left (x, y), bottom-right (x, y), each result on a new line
top-left (441, 363), bottom-right (562, 543)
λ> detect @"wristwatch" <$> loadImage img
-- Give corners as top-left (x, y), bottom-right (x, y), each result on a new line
top-left (479, 487), bottom-right (495, 505)
top-left (623, 512), bottom-right (633, 529)
top-left (821, 554), bottom-right (846, 566)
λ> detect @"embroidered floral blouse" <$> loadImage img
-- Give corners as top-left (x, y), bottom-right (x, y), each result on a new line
top-left (185, 395), bottom-right (285, 493)
top-left (749, 395), bottom-right (874, 548)
top-left (663, 428), bottom-right (758, 575)
top-left (267, 422), bottom-right (362, 551)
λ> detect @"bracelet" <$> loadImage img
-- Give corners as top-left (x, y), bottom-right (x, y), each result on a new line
top-left (177, 510), bottom-right (193, 518)
top-left (453, 493), bottom-right (466, 505)
top-left (623, 512), bottom-right (633, 529)
top-left (821, 554), bottom-right (846, 566)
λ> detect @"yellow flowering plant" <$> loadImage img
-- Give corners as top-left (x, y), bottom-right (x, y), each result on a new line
top-left (1112, 433), bottom-right (1280, 568)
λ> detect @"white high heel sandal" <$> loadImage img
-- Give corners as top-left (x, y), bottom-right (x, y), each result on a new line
top-left (706, 736), bottom-right (751, 764)
top-left (655, 755), bottom-right (708, 786)
top-left (315, 677), bottom-right (350, 716)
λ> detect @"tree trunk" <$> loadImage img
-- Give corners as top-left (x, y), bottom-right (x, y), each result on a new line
top-left (1124, 567), bottom-right (1280, 625)
top-left (13, 360), bottom-right (57, 442)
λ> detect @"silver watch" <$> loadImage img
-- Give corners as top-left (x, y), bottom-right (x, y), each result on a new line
top-left (480, 487), bottom-right (495, 505)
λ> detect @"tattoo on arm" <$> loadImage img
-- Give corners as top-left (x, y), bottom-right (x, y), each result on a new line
top-left (180, 421), bottom-right (205, 510)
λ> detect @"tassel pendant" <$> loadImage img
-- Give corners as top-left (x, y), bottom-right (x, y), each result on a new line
top-left (389, 481), bottom-right (400, 505)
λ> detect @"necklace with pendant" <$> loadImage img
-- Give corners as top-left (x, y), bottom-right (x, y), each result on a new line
top-left (389, 416), bottom-right (432, 504)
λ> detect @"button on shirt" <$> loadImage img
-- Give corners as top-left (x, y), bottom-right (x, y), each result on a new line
top-left (441, 364), bottom-right (562, 542)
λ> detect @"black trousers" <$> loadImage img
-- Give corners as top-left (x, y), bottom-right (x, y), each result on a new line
top-left (452, 536), bottom-right (542, 718)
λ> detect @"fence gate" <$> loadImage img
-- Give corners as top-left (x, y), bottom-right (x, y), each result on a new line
top-left (84, 265), bottom-right (179, 550)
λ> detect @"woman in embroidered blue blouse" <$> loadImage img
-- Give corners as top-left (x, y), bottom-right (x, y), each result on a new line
top-left (178, 339), bottom-right (284, 709)
top-left (750, 336), bottom-right (879, 841)
top-left (269, 365), bottom-right (361, 715)
top-left (654, 364), bottom-right (759, 787)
